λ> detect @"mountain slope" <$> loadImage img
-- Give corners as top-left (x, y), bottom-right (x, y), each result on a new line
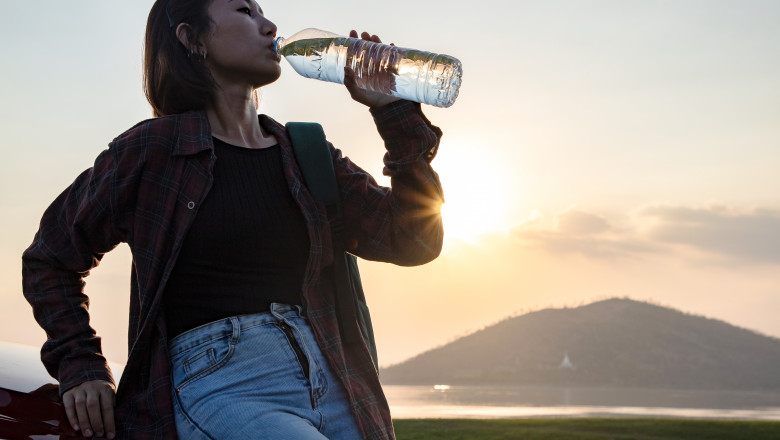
top-left (380, 298), bottom-right (780, 389)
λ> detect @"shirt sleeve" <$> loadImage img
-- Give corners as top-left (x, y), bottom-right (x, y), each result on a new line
top-left (331, 100), bottom-right (445, 266)
top-left (22, 147), bottom-right (122, 396)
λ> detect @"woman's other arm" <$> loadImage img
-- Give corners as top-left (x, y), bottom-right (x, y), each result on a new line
top-left (22, 147), bottom-right (123, 439)
top-left (331, 100), bottom-right (445, 266)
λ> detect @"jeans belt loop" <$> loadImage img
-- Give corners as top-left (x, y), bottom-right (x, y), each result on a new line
top-left (229, 316), bottom-right (241, 345)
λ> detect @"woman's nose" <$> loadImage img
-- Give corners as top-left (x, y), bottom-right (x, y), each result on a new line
top-left (261, 17), bottom-right (277, 38)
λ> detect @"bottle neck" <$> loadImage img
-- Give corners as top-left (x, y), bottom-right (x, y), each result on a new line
top-left (273, 37), bottom-right (285, 54)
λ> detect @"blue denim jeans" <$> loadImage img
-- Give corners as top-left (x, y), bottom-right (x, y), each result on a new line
top-left (169, 303), bottom-right (363, 439)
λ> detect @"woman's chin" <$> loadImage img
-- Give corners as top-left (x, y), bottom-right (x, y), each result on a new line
top-left (254, 69), bottom-right (282, 89)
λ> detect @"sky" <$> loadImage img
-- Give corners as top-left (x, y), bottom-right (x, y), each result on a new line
top-left (1, 1), bottom-right (779, 370)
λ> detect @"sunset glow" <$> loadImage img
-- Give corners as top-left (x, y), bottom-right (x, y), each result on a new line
top-left (437, 138), bottom-right (513, 245)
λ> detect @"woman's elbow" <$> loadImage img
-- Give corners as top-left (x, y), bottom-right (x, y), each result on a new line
top-left (394, 223), bottom-right (444, 267)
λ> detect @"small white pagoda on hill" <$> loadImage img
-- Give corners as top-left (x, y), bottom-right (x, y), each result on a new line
top-left (558, 351), bottom-right (576, 370)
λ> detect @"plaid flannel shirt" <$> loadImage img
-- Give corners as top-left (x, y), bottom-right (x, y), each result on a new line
top-left (22, 100), bottom-right (444, 439)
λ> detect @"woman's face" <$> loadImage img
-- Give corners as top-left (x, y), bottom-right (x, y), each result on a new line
top-left (201, 0), bottom-right (281, 89)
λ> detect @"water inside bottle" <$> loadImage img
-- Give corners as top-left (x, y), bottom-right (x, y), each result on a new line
top-left (279, 37), bottom-right (462, 107)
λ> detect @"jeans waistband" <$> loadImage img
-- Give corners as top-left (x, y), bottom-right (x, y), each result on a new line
top-left (168, 303), bottom-right (303, 357)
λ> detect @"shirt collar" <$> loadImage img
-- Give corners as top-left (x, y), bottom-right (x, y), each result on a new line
top-left (172, 111), bottom-right (289, 156)
top-left (171, 110), bottom-right (214, 156)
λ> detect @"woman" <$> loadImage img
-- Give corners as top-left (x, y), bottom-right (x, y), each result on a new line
top-left (22, 0), bottom-right (443, 439)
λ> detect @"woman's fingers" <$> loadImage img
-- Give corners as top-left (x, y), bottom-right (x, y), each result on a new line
top-left (86, 391), bottom-right (105, 437)
top-left (62, 380), bottom-right (117, 438)
top-left (62, 391), bottom-right (80, 432)
top-left (344, 67), bottom-right (360, 99)
top-left (361, 31), bottom-right (381, 43)
top-left (350, 29), bottom-right (385, 44)
top-left (72, 388), bottom-right (94, 437)
top-left (100, 386), bottom-right (117, 439)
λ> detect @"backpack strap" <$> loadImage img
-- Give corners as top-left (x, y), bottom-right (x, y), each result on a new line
top-left (286, 122), bottom-right (363, 348)
top-left (286, 122), bottom-right (341, 211)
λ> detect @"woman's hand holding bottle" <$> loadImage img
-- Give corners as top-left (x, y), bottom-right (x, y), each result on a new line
top-left (343, 30), bottom-right (402, 109)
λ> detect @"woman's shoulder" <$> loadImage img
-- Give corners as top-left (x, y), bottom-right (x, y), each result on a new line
top-left (258, 113), bottom-right (287, 136)
top-left (109, 111), bottom-right (210, 154)
top-left (110, 114), bottom-right (177, 147)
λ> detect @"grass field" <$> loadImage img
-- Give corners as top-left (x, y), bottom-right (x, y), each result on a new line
top-left (392, 418), bottom-right (780, 440)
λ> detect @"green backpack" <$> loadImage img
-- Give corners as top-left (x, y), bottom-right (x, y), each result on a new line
top-left (286, 122), bottom-right (379, 370)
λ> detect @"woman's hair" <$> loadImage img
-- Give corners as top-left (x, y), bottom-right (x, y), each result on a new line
top-left (144, 0), bottom-right (216, 117)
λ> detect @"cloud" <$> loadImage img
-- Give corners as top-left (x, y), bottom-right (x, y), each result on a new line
top-left (514, 230), bottom-right (660, 260)
top-left (509, 204), bottom-right (780, 265)
top-left (511, 208), bottom-right (659, 260)
top-left (554, 210), bottom-right (612, 235)
top-left (640, 205), bottom-right (780, 264)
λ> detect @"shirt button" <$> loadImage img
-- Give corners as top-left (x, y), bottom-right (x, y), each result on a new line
top-left (187, 201), bottom-right (196, 210)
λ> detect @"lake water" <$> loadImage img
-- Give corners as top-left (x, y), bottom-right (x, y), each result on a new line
top-left (384, 385), bottom-right (780, 421)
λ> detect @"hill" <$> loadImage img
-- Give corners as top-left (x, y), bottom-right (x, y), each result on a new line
top-left (380, 298), bottom-right (780, 390)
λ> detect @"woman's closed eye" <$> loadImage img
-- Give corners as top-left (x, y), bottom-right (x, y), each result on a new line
top-left (237, 7), bottom-right (253, 16)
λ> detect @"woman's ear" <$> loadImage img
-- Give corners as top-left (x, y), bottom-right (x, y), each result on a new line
top-left (175, 23), bottom-right (204, 55)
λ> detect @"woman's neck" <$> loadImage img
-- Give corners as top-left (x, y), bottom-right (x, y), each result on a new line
top-left (206, 88), bottom-right (276, 149)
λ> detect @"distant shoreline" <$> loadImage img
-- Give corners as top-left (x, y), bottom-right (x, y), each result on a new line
top-left (385, 385), bottom-right (780, 421)
top-left (393, 418), bottom-right (780, 440)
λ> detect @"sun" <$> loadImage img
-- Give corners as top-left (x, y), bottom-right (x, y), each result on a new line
top-left (434, 138), bottom-right (512, 245)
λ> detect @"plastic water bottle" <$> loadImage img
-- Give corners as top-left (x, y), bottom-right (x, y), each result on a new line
top-left (274, 28), bottom-right (462, 108)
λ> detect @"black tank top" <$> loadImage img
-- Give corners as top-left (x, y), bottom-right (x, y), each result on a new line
top-left (163, 138), bottom-right (310, 339)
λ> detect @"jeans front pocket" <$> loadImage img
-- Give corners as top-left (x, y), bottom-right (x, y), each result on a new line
top-left (171, 334), bottom-right (236, 393)
top-left (183, 347), bottom-right (217, 378)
